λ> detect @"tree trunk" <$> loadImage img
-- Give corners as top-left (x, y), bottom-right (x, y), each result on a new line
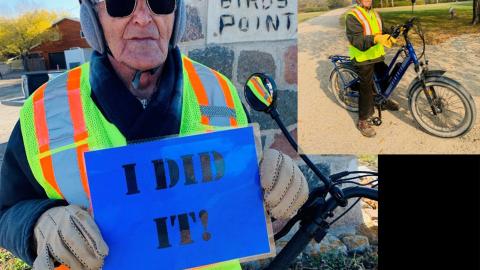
top-left (474, 0), bottom-right (480, 25)
top-left (391, 0), bottom-right (394, 7)
top-left (21, 54), bottom-right (29, 72)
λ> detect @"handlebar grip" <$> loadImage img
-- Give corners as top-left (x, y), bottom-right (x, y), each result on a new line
top-left (265, 226), bottom-right (313, 270)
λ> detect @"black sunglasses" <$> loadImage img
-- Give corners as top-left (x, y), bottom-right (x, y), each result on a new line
top-left (97, 0), bottom-right (176, 18)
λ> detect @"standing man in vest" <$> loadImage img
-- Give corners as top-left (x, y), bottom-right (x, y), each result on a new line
top-left (0, 1), bottom-right (308, 269)
top-left (346, 0), bottom-right (400, 137)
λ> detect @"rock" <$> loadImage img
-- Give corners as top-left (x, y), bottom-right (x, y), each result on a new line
top-left (248, 89), bottom-right (297, 130)
top-left (181, 5), bottom-right (204, 42)
top-left (284, 45), bottom-right (297, 84)
top-left (188, 46), bottom-right (235, 79)
top-left (356, 223), bottom-right (378, 245)
top-left (362, 198), bottom-right (378, 210)
top-left (237, 50), bottom-right (276, 85)
top-left (269, 128), bottom-right (298, 159)
top-left (363, 208), bottom-right (378, 221)
top-left (299, 162), bottom-right (330, 190)
top-left (328, 225), bottom-right (357, 239)
top-left (314, 234), bottom-right (348, 255)
top-left (341, 235), bottom-right (370, 254)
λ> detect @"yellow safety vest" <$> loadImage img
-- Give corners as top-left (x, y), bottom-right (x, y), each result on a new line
top-left (19, 55), bottom-right (247, 270)
top-left (347, 5), bottom-right (385, 63)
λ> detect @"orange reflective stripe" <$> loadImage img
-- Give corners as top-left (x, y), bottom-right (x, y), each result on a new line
top-left (67, 67), bottom-right (88, 142)
top-left (40, 155), bottom-right (63, 198)
top-left (76, 143), bottom-right (91, 200)
top-left (67, 67), bottom-right (91, 200)
top-left (212, 71), bottom-right (238, 127)
top-left (183, 57), bottom-right (210, 125)
top-left (251, 76), bottom-right (270, 103)
top-left (33, 84), bottom-right (50, 153)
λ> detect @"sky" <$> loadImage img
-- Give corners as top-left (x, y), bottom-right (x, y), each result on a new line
top-left (0, 0), bottom-right (81, 18)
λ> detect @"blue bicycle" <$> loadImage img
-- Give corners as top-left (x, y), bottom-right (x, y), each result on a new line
top-left (329, 17), bottom-right (476, 138)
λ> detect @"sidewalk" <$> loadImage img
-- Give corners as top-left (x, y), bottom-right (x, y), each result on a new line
top-left (0, 79), bottom-right (22, 166)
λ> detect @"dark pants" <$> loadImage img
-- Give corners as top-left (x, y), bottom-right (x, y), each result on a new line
top-left (355, 61), bottom-right (389, 120)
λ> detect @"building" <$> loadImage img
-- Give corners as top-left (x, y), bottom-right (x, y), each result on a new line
top-left (29, 18), bottom-right (92, 71)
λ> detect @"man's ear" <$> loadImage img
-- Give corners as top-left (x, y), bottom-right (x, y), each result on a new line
top-left (80, 0), bottom-right (107, 54)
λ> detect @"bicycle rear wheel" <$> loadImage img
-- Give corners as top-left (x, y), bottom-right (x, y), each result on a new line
top-left (330, 66), bottom-right (360, 112)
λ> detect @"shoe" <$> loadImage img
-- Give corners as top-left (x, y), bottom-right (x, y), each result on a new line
top-left (381, 99), bottom-right (399, 111)
top-left (357, 120), bottom-right (376, 137)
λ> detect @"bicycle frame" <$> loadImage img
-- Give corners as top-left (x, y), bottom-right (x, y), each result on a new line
top-left (330, 38), bottom-right (421, 103)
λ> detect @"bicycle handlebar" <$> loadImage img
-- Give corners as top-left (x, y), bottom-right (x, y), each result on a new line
top-left (391, 17), bottom-right (418, 39)
top-left (265, 186), bottom-right (378, 270)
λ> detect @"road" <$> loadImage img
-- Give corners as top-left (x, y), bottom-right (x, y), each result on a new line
top-left (298, 7), bottom-right (480, 154)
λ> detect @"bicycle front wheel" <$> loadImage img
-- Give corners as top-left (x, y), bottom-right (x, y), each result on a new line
top-left (409, 76), bottom-right (476, 138)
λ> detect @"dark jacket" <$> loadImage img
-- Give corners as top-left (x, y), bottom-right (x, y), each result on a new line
top-left (0, 47), bottom-right (249, 265)
top-left (345, 8), bottom-right (391, 66)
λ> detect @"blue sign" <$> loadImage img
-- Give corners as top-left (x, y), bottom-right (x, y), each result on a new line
top-left (84, 126), bottom-right (271, 269)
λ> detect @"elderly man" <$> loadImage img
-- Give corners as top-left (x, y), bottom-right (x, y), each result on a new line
top-left (346, 0), bottom-right (400, 137)
top-left (0, 0), bottom-right (308, 269)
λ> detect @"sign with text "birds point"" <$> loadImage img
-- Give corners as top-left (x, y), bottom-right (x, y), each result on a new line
top-left (207, 0), bottom-right (297, 44)
top-left (84, 126), bottom-right (272, 269)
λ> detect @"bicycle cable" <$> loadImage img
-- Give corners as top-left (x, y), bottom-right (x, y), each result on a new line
top-left (328, 180), bottom-right (378, 226)
top-left (333, 179), bottom-right (379, 187)
top-left (328, 197), bottom-right (362, 226)
top-left (333, 175), bottom-right (378, 182)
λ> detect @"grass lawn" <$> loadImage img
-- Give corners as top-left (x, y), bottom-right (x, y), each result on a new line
top-left (299, 11), bottom-right (327, 23)
top-left (378, 1), bottom-right (479, 44)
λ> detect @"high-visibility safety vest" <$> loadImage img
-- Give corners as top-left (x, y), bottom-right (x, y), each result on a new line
top-left (347, 5), bottom-right (385, 63)
top-left (20, 55), bottom-right (247, 270)
top-left (247, 76), bottom-right (273, 107)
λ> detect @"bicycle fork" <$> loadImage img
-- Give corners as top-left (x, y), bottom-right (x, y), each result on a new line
top-left (417, 68), bottom-right (441, 115)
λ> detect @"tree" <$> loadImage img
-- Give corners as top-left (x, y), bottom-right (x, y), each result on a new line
top-left (0, 10), bottom-right (60, 70)
top-left (474, 0), bottom-right (480, 25)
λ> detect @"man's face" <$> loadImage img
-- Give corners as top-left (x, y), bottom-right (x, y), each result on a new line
top-left (97, 0), bottom-right (175, 71)
top-left (361, 0), bottom-right (373, 8)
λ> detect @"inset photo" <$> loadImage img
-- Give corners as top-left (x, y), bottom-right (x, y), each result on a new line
top-left (299, 0), bottom-right (480, 154)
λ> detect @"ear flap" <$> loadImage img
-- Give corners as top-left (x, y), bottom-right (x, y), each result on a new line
top-left (80, 0), bottom-right (106, 54)
top-left (170, 0), bottom-right (186, 47)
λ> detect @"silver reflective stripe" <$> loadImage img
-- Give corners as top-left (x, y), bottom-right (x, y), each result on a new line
top-left (191, 62), bottom-right (231, 126)
top-left (51, 148), bottom-right (90, 208)
top-left (43, 72), bottom-right (76, 149)
top-left (43, 71), bottom-right (89, 208)
top-left (200, 106), bottom-right (237, 118)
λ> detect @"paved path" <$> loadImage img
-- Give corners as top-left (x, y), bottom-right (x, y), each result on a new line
top-left (298, 8), bottom-right (480, 154)
top-left (0, 79), bottom-right (22, 166)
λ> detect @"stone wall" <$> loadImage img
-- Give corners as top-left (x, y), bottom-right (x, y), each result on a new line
top-left (179, 0), bottom-right (298, 156)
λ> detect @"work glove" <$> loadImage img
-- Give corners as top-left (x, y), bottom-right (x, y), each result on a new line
top-left (260, 149), bottom-right (309, 220)
top-left (374, 34), bottom-right (396, 48)
top-left (33, 205), bottom-right (109, 270)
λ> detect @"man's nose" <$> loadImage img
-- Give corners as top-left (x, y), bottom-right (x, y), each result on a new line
top-left (132, 0), bottom-right (153, 26)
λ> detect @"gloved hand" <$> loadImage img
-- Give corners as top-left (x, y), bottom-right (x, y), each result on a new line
top-left (33, 205), bottom-right (109, 270)
top-left (374, 34), bottom-right (396, 48)
top-left (260, 149), bottom-right (309, 219)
